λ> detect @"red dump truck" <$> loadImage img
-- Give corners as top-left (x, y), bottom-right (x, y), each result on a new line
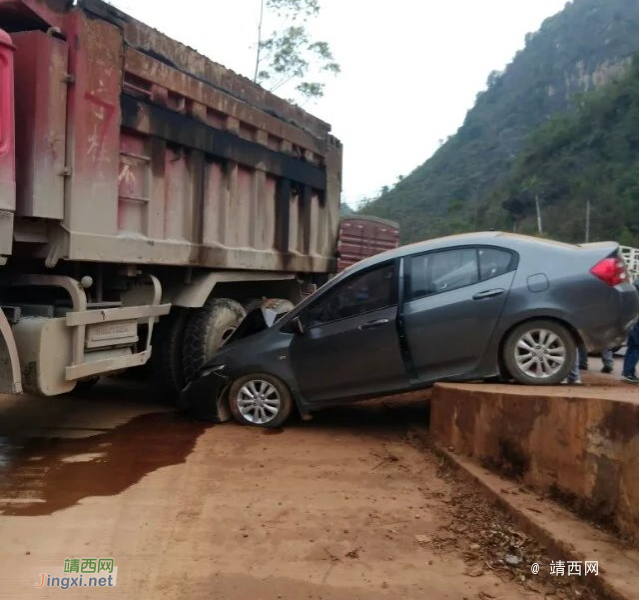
top-left (0, 0), bottom-right (342, 398)
top-left (337, 215), bottom-right (400, 271)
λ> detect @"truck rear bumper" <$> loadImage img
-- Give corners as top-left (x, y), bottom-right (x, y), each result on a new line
top-left (64, 303), bottom-right (170, 381)
top-left (1, 273), bottom-right (170, 395)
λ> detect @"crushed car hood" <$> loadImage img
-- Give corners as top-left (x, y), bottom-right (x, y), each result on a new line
top-left (225, 307), bottom-right (288, 345)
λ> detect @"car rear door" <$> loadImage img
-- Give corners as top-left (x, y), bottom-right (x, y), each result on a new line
top-left (402, 246), bottom-right (517, 381)
top-left (290, 260), bottom-right (409, 403)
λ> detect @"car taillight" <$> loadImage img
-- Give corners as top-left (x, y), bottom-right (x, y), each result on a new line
top-left (590, 257), bottom-right (628, 286)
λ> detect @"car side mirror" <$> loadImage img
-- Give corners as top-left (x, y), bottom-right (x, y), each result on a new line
top-left (291, 316), bottom-right (305, 336)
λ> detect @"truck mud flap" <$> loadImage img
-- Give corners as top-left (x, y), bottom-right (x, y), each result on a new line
top-left (0, 307), bottom-right (22, 394)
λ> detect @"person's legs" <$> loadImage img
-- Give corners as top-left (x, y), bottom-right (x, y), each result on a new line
top-left (577, 344), bottom-right (588, 370)
top-left (601, 348), bottom-right (614, 373)
top-left (566, 353), bottom-right (582, 384)
top-left (622, 324), bottom-right (639, 383)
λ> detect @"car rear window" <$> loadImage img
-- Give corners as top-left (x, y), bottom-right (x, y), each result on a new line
top-left (408, 247), bottom-right (517, 300)
top-left (478, 248), bottom-right (515, 281)
top-left (409, 248), bottom-right (479, 299)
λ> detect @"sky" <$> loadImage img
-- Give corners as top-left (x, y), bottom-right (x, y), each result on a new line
top-left (112, 0), bottom-right (569, 208)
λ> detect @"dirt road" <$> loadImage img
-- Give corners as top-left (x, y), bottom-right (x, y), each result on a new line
top-left (0, 381), bottom-right (600, 599)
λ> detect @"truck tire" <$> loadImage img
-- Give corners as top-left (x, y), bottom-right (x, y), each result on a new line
top-left (182, 298), bottom-right (246, 383)
top-left (261, 298), bottom-right (295, 314)
top-left (68, 377), bottom-right (100, 395)
top-left (242, 298), bottom-right (264, 313)
top-left (242, 298), bottom-right (294, 315)
top-left (149, 310), bottom-right (188, 402)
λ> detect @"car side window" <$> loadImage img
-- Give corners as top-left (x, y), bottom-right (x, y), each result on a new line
top-left (409, 248), bottom-right (479, 300)
top-left (479, 248), bottom-right (515, 281)
top-left (306, 263), bottom-right (396, 326)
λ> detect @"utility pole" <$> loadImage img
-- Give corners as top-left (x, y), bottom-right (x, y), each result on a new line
top-left (535, 194), bottom-right (543, 235)
top-left (585, 200), bottom-right (591, 243)
top-left (253, 0), bottom-right (265, 82)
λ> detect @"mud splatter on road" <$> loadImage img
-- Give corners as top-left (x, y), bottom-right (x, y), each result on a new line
top-left (0, 413), bottom-right (206, 516)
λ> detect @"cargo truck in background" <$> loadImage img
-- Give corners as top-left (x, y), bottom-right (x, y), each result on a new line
top-left (337, 215), bottom-right (400, 271)
top-left (0, 0), bottom-right (342, 399)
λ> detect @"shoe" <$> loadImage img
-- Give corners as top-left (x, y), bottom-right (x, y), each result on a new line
top-left (579, 365), bottom-right (588, 371)
top-left (622, 374), bottom-right (639, 384)
top-left (563, 379), bottom-right (583, 385)
top-left (601, 366), bottom-right (613, 374)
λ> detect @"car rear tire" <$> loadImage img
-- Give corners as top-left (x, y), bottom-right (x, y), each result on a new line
top-left (229, 373), bottom-right (293, 428)
top-left (503, 320), bottom-right (575, 385)
top-left (182, 298), bottom-right (246, 384)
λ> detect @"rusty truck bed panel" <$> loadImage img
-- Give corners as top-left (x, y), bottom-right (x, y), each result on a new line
top-left (2, 0), bottom-right (341, 273)
top-left (338, 216), bottom-right (400, 271)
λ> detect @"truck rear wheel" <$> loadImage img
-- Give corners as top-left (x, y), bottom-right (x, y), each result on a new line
top-left (67, 377), bottom-right (100, 395)
top-left (182, 298), bottom-right (246, 384)
top-left (149, 310), bottom-right (188, 402)
top-left (243, 297), bottom-right (295, 315)
top-left (262, 298), bottom-right (295, 314)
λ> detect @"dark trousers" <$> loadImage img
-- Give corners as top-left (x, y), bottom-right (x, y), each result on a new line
top-left (622, 323), bottom-right (639, 377)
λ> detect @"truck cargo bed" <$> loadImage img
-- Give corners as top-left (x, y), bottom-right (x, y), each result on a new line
top-left (2, 0), bottom-right (341, 274)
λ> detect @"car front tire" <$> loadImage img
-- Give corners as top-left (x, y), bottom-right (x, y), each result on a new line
top-left (229, 373), bottom-right (293, 428)
top-left (503, 320), bottom-right (576, 385)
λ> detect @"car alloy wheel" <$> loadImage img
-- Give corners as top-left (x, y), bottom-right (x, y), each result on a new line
top-left (504, 320), bottom-right (575, 385)
top-left (514, 328), bottom-right (567, 379)
top-left (229, 373), bottom-right (293, 428)
top-left (236, 379), bottom-right (282, 425)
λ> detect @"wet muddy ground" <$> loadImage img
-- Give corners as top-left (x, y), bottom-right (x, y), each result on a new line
top-left (0, 380), bottom-right (607, 599)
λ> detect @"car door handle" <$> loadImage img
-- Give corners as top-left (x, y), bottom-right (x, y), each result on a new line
top-left (473, 289), bottom-right (505, 300)
top-left (359, 318), bottom-right (390, 330)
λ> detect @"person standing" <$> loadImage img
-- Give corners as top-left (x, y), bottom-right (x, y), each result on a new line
top-left (622, 322), bottom-right (639, 383)
top-left (622, 279), bottom-right (639, 384)
top-left (601, 348), bottom-right (615, 374)
top-left (565, 354), bottom-right (583, 385)
top-left (579, 344), bottom-right (615, 373)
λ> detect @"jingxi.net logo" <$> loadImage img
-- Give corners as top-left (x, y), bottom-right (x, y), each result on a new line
top-left (35, 558), bottom-right (118, 589)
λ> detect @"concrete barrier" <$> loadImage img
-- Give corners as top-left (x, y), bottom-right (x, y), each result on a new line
top-left (430, 383), bottom-right (639, 542)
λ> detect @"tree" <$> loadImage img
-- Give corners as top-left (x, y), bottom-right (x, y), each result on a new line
top-left (486, 70), bottom-right (503, 88)
top-left (253, 0), bottom-right (340, 102)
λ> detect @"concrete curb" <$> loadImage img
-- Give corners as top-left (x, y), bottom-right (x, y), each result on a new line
top-left (416, 431), bottom-right (639, 600)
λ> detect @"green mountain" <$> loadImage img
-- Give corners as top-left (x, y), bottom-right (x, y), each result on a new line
top-left (362, 0), bottom-right (639, 243)
top-left (488, 54), bottom-right (639, 246)
top-left (340, 203), bottom-right (355, 216)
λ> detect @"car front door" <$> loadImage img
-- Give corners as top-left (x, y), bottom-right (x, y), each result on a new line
top-left (402, 246), bottom-right (517, 381)
top-left (290, 261), bottom-right (409, 403)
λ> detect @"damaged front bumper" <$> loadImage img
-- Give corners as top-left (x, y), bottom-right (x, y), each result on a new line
top-left (180, 368), bottom-right (230, 423)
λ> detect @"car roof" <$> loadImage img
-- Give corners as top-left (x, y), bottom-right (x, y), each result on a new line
top-left (280, 231), bottom-right (617, 324)
top-left (341, 231), bottom-right (580, 275)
